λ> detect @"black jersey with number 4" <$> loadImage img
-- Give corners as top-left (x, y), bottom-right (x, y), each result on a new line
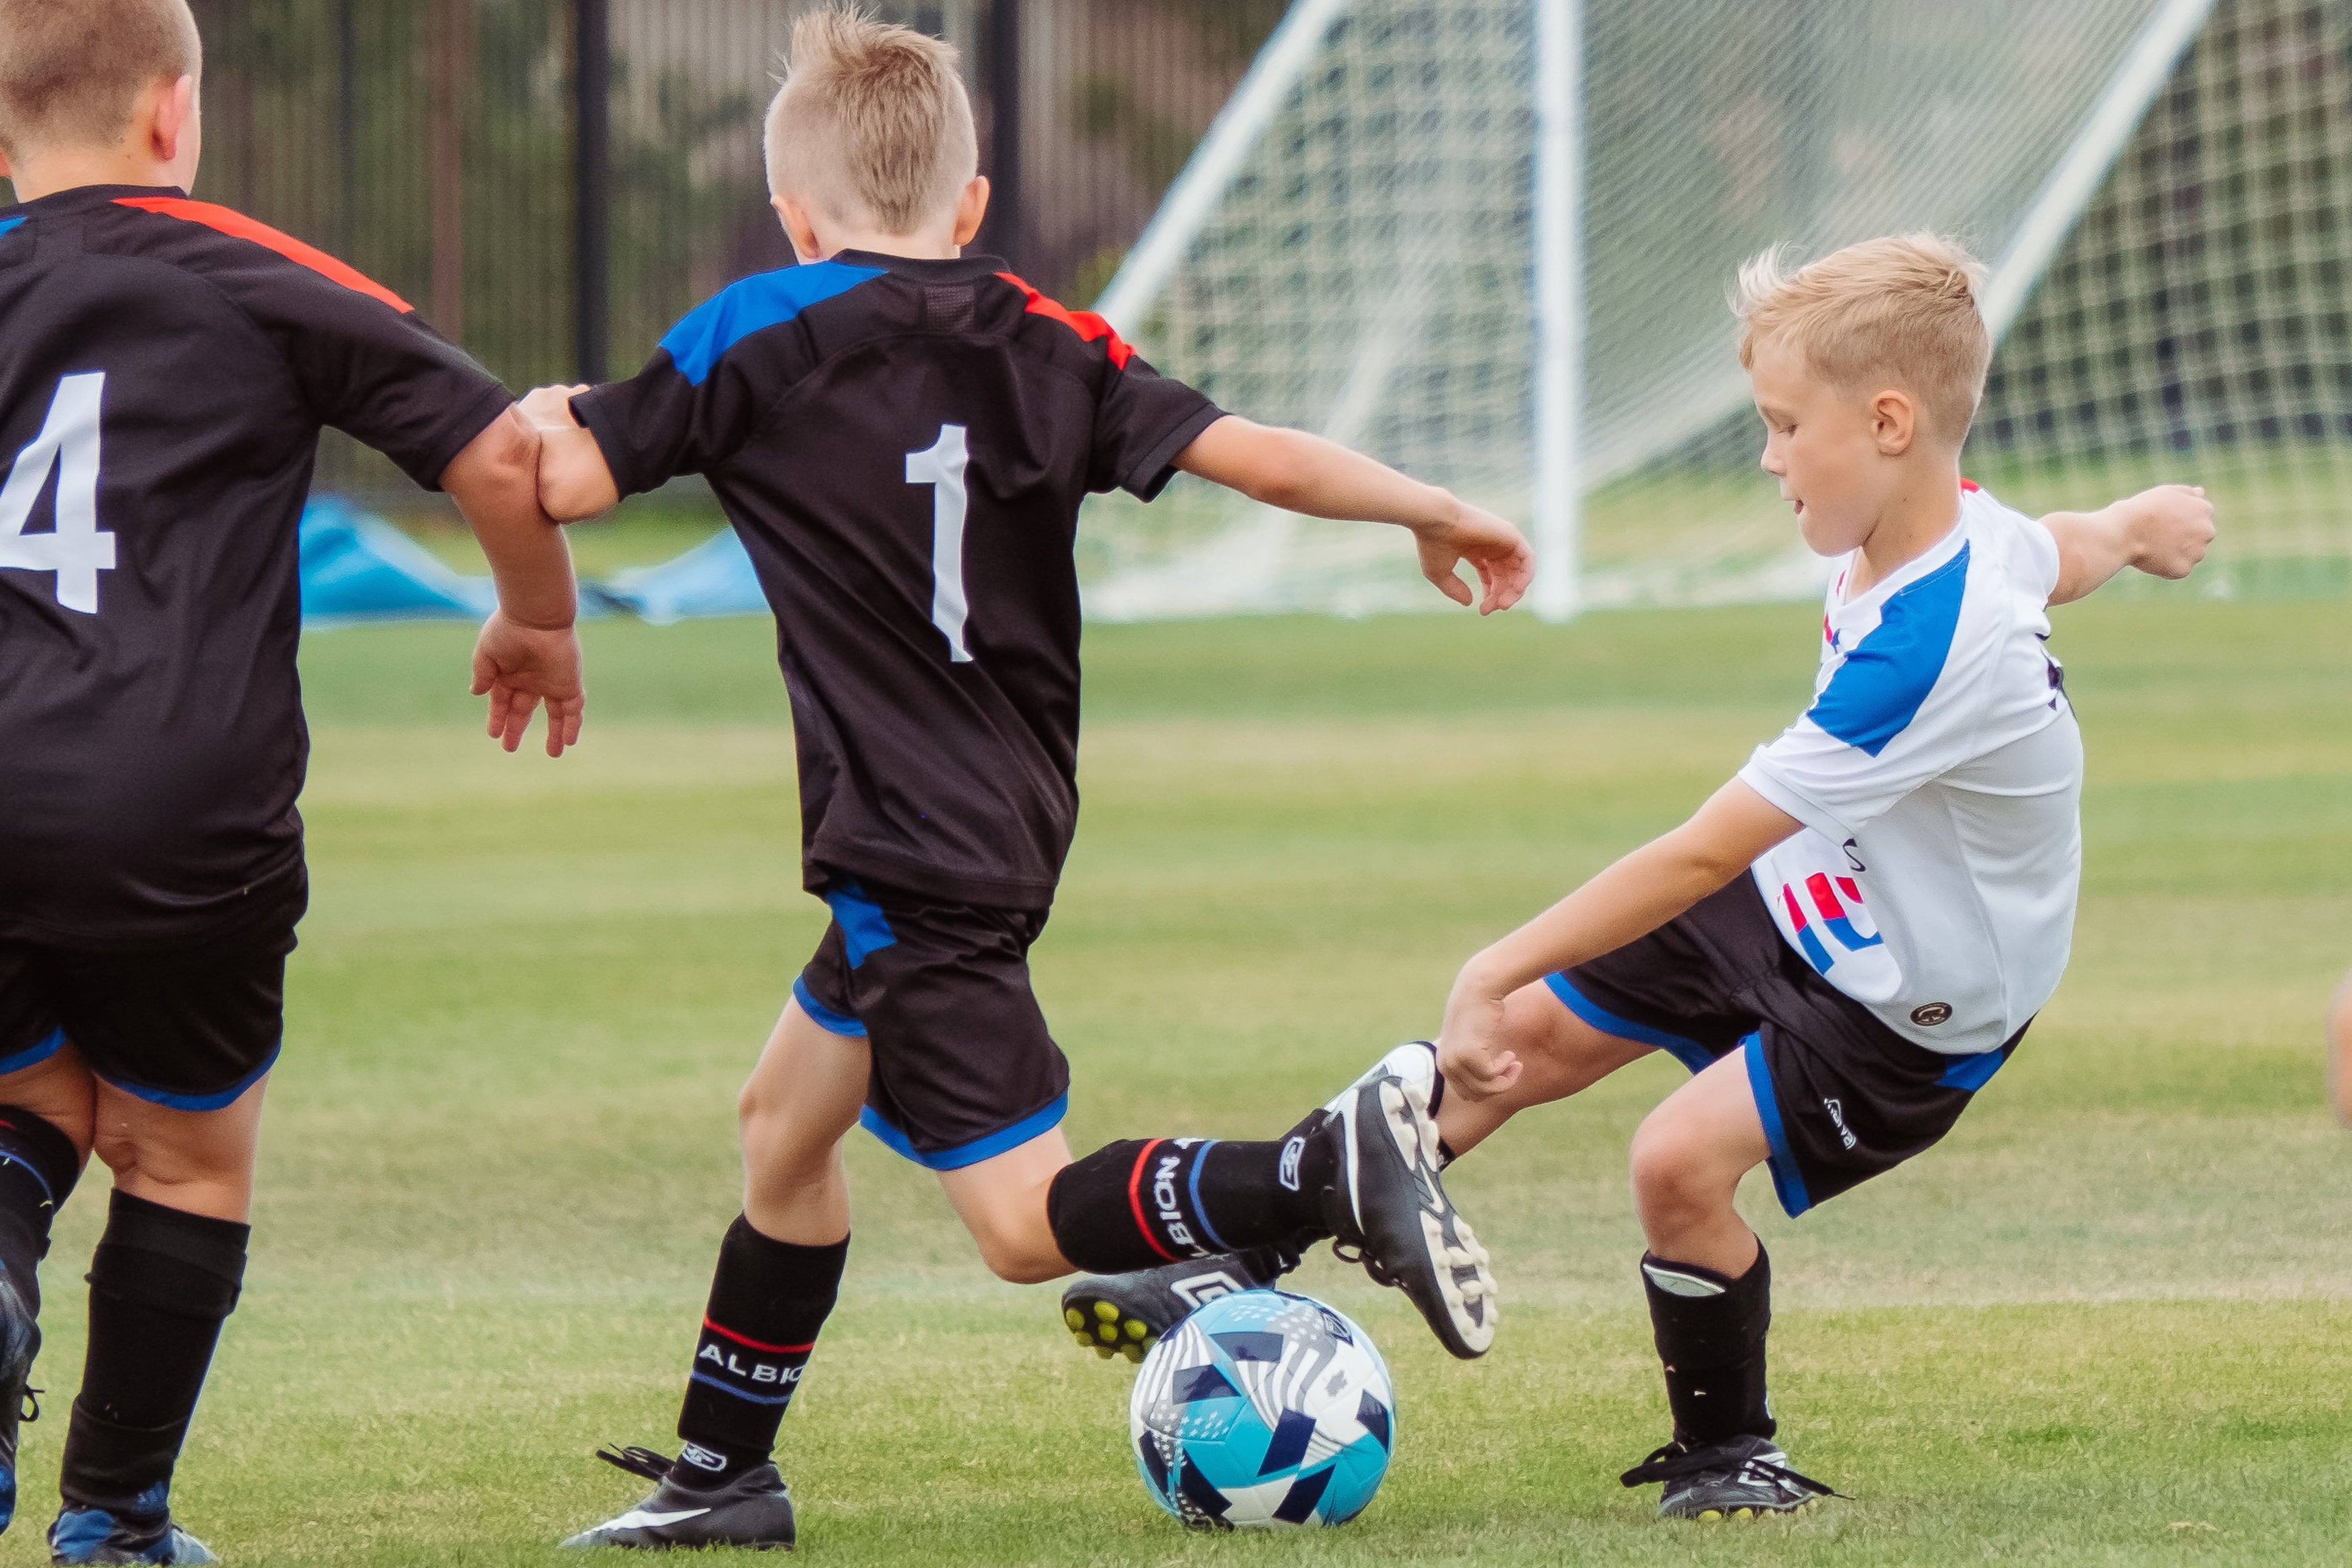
top-left (575, 251), bottom-right (1222, 909)
top-left (0, 184), bottom-right (512, 947)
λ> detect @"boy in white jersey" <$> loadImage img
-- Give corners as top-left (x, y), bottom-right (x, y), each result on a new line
top-left (1063, 233), bottom-right (2215, 1515)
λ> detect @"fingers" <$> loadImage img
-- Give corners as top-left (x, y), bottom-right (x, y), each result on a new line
top-left (1478, 543), bottom-right (1535, 614)
top-left (1428, 560), bottom-right (1474, 606)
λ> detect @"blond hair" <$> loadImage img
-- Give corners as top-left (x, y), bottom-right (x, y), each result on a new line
top-left (1735, 233), bottom-right (1991, 446)
top-left (764, 6), bottom-right (977, 236)
top-left (0, 0), bottom-right (200, 158)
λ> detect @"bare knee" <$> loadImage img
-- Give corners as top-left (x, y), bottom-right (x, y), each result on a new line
top-left (1628, 1111), bottom-right (1734, 1229)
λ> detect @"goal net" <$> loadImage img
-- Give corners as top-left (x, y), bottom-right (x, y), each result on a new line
top-left (1080, 0), bottom-right (2342, 619)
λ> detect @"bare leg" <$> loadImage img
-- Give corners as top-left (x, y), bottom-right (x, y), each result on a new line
top-left (1627, 1053), bottom-right (1770, 1275)
top-left (738, 1000), bottom-right (871, 1245)
top-left (936, 1129), bottom-right (1074, 1284)
top-left (91, 1075), bottom-right (268, 1223)
top-left (1436, 980), bottom-right (1657, 1155)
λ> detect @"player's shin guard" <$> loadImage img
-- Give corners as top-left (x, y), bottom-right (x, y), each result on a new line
top-left (0, 1108), bottom-right (81, 1316)
top-left (673, 1218), bottom-right (846, 1490)
top-left (1641, 1245), bottom-right (1774, 1447)
top-left (58, 1193), bottom-right (247, 1517)
top-left (1046, 1132), bottom-right (1333, 1274)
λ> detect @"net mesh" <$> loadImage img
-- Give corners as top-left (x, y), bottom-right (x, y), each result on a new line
top-left (1078, 0), bottom-right (2272, 618)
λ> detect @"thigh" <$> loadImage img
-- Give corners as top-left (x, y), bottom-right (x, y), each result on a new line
top-left (91, 1071), bottom-right (270, 1220)
top-left (806, 882), bottom-right (1072, 1174)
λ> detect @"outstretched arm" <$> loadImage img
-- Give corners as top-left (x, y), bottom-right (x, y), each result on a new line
top-left (516, 383), bottom-right (624, 523)
top-left (1438, 780), bottom-right (1802, 1100)
top-left (1173, 415), bottom-right (1535, 613)
top-left (439, 406), bottom-right (586, 756)
top-left (2040, 483), bottom-right (2215, 605)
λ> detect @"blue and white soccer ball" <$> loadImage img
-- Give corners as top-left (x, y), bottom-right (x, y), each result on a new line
top-left (1128, 1288), bottom-right (1395, 1529)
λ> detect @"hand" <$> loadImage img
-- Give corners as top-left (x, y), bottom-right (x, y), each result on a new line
top-left (471, 608), bottom-right (586, 757)
top-left (1413, 499), bottom-right (1535, 614)
top-left (2121, 483), bottom-right (2215, 580)
top-left (515, 383), bottom-right (591, 435)
top-left (1435, 957), bottom-right (1523, 1103)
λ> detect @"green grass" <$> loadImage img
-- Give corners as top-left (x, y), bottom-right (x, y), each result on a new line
top-left (8, 600), bottom-right (2349, 1564)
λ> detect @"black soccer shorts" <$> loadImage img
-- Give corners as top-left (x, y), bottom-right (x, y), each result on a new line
top-left (0, 878), bottom-right (306, 1111)
top-left (793, 877), bottom-right (1070, 1171)
top-left (1545, 876), bottom-right (2024, 1217)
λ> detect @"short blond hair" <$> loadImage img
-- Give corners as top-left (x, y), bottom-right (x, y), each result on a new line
top-left (0, 0), bottom-right (200, 158)
top-left (1735, 233), bottom-right (1991, 446)
top-left (765, 6), bottom-right (977, 236)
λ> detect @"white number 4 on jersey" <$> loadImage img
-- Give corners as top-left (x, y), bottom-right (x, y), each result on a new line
top-left (0, 372), bottom-right (116, 614)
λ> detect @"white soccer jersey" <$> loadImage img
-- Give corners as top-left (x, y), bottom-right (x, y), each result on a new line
top-left (1738, 482), bottom-right (2083, 1056)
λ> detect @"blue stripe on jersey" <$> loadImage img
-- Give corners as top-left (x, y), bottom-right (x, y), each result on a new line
top-left (1936, 1046), bottom-right (2008, 1092)
top-left (0, 218), bottom-right (24, 240)
top-left (1806, 542), bottom-right (1970, 757)
top-left (660, 260), bottom-right (886, 385)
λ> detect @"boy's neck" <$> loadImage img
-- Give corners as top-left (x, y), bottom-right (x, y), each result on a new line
top-left (1848, 457), bottom-right (1965, 596)
top-left (800, 227), bottom-right (964, 264)
top-left (6, 148), bottom-right (180, 203)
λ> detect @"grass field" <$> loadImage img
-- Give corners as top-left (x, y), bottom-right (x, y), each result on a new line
top-left (4, 598), bottom-right (2347, 1565)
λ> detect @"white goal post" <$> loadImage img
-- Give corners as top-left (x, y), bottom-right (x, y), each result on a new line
top-left (1079, 0), bottom-right (2344, 621)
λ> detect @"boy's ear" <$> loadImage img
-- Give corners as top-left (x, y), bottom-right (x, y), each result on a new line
top-left (771, 193), bottom-right (822, 264)
top-left (952, 175), bottom-right (990, 249)
top-left (144, 74), bottom-right (198, 165)
top-left (1869, 388), bottom-right (1917, 457)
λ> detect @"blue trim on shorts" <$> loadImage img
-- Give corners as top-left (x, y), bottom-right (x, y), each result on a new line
top-left (98, 1043), bottom-right (280, 1113)
top-left (1186, 1139), bottom-right (1232, 1252)
top-left (1741, 1033), bottom-right (1813, 1218)
top-left (687, 1371), bottom-right (795, 1406)
top-left (1936, 1047), bottom-right (2007, 1092)
top-left (1543, 973), bottom-right (1716, 1074)
top-left (823, 885), bottom-right (898, 968)
top-left (0, 1027), bottom-right (67, 1078)
top-left (791, 976), bottom-right (868, 1038)
top-left (859, 1092), bottom-right (1068, 1172)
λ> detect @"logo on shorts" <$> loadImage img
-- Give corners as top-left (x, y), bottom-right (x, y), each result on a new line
top-left (1910, 1002), bottom-right (1953, 1027)
top-left (1822, 1098), bottom-right (1858, 1151)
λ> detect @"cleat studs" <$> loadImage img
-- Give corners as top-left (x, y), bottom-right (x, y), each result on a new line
top-left (1064, 1307), bottom-right (1086, 1331)
top-left (1698, 1510), bottom-right (1723, 1522)
top-left (1734, 1508), bottom-right (1755, 1520)
top-left (1092, 1301), bottom-right (1120, 1322)
top-left (1096, 1323), bottom-right (1118, 1343)
top-left (1141, 1333), bottom-right (1159, 1351)
top-left (1093, 1345), bottom-right (1114, 1359)
top-left (1123, 1320), bottom-right (1148, 1340)
top-left (1120, 1343), bottom-right (1146, 1364)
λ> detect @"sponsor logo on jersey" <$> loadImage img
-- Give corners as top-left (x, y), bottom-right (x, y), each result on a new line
top-left (1910, 1002), bottom-right (1953, 1027)
top-left (1776, 871), bottom-right (1901, 1001)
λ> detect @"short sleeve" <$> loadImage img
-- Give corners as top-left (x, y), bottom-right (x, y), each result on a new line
top-left (2019, 507), bottom-right (2065, 600)
top-left (256, 271), bottom-right (509, 490)
top-left (570, 348), bottom-right (772, 500)
top-left (1739, 547), bottom-right (1991, 837)
top-left (1089, 352), bottom-right (1224, 500)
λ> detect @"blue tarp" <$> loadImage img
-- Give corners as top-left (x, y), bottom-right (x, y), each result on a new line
top-left (599, 524), bottom-right (767, 624)
top-left (299, 495), bottom-right (497, 626)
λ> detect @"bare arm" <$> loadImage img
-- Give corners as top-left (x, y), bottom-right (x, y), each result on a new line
top-left (515, 384), bottom-right (623, 522)
top-left (1438, 780), bottom-right (1803, 1100)
top-left (2040, 483), bottom-right (2214, 605)
top-left (438, 406), bottom-right (586, 756)
top-left (1174, 415), bottom-right (1535, 614)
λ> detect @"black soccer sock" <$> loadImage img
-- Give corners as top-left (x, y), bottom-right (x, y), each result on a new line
top-left (1641, 1244), bottom-right (1774, 1449)
top-left (59, 1191), bottom-right (247, 1516)
top-left (673, 1217), bottom-right (847, 1490)
top-left (1047, 1127), bottom-right (1335, 1274)
top-left (0, 1107), bottom-right (84, 1317)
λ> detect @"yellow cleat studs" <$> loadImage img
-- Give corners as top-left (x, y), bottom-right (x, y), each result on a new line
top-left (1092, 1301), bottom-right (1120, 1322)
top-left (1697, 1510), bottom-right (1723, 1522)
top-left (1123, 1319), bottom-right (1148, 1339)
top-left (1064, 1308), bottom-right (1086, 1331)
top-left (1121, 1343), bottom-right (1146, 1363)
top-left (1092, 1344), bottom-right (1114, 1359)
top-left (1097, 1323), bottom-right (1118, 1343)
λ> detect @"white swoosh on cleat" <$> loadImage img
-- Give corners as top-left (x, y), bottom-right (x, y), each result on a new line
top-left (606, 1507), bottom-right (712, 1530)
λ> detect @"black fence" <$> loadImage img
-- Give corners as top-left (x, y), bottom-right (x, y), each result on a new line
top-left (192, 0), bottom-right (1282, 502)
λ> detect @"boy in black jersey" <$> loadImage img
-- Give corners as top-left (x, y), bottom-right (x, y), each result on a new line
top-left (536, 8), bottom-right (1526, 1552)
top-left (0, 2), bottom-right (584, 1561)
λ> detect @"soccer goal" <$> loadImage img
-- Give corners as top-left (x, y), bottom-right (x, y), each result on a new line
top-left (1079, 0), bottom-right (2348, 619)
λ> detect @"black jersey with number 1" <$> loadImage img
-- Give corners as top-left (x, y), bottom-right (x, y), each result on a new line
top-left (0, 184), bottom-right (513, 947)
top-left (574, 252), bottom-right (1223, 909)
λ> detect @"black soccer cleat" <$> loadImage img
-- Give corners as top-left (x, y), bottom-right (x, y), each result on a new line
top-left (1061, 1244), bottom-right (1302, 1363)
top-left (1319, 1046), bottom-right (1496, 1359)
top-left (1620, 1434), bottom-right (1841, 1519)
top-left (560, 1445), bottom-right (797, 1551)
top-left (0, 1269), bottom-right (38, 1534)
top-left (47, 1506), bottom-right (216, 1566)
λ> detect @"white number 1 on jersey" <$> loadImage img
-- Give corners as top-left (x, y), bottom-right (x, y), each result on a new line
top-left (906, 423), bottom-right (972, 663)
top-left (0, 373), bottom-right (115, 614)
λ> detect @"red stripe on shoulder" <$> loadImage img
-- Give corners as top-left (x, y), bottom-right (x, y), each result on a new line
top-left (114, 196), bottom-right (414, 314)
top-left (1960, 477), bottom-right (1980, 492)
top-left (997, 271), bottom-right (1134, 369)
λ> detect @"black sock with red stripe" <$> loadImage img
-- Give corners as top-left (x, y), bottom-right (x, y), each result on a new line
top-left (671, 1217), bottom-right (846, 1490)
top-left (1048, 1131), bottom-right (1334, 1274)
